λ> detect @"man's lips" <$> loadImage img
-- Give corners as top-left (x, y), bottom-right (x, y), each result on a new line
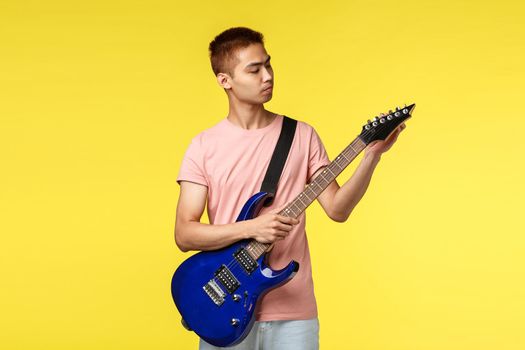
top-left (262, 85), bottom-right (273, 93)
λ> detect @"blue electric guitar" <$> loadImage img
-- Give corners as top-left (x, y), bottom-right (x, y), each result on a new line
top-left (171, 104), bottom-right (415, 347)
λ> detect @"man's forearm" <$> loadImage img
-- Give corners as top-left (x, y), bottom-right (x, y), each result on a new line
top-left (175, 220), bottom-right (250, 252)
top-left (331, 153), bottom-right (382, 221)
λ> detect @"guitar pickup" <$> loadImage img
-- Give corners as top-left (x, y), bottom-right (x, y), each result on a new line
top-left (234, 248), bottom-right (258, 274)
top-left (214, 264), bottom-right (240, 294)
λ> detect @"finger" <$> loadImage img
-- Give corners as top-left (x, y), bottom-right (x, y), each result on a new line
top-left (280, 216), bottom-right (299, 225)
top-left (390, 133), bottom-right (400, 143)
top-left (277, 230), bottom-right (290, 237)
top-left (272, 230), bottom-right (287, 239)
top-left (386, 131), bottom-right (398, 141)
top-left (276, 223), bottom-right (293, 231)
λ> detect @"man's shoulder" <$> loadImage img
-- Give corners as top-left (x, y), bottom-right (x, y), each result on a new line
top-left (290, 117), bottom-right (319, 137)
top-left (187, 118), bottom-right (226, 145)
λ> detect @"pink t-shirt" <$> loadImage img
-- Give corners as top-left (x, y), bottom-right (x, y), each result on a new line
top-left (176, 114), bottom-right (331, 321)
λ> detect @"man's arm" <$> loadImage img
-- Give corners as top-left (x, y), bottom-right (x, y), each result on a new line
top-left (312, 123), bottom-right (406, 223)
top-left (174, 181), bottom-right (299, 252)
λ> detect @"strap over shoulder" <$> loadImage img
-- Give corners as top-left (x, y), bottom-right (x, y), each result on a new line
top-left (260, 116), bottom-right (297, 207)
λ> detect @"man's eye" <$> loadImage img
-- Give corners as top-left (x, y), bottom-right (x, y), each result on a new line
top-left (251, 70), bottom-right (259, 73)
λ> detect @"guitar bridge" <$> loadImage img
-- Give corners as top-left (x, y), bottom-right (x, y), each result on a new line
top-left (203, 279), bottom-right (226, 306)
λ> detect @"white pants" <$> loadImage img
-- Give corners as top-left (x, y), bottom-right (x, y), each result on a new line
top-left (199, 318), bottom-right (320, 350)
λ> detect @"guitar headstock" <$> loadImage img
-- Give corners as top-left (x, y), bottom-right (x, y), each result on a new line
top-left (358, 103), bottom-right (415, 145)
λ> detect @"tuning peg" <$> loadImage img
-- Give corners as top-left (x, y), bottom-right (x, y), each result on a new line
top-left (367, 119), bottom-right (371, 124)
top-left (395, 106), bottom-right (400, 111)
top-left (373, 116), bottom-right (379, 121)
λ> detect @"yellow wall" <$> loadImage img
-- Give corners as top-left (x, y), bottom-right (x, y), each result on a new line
top-left (1, 1), bottom-right (524, 349)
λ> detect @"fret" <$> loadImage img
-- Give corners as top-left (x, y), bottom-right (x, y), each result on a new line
top-left (308, 186), bottom-right (319, 199)
top-left (245, 240), bottom-right (269, 259)
top-left (339, 152), bottom-right (350, 162)
top-left (288, 205), bottom-right (298, 218)
top-left (331, 161), bottom-right (342, 172)
top-left (316, 175), bottom-right (328, 187)
top-left (297, 195), bottom-right (307, 207)
top-left (240, 136), bottom-right (373, 262)
top-left (325, 166), bottom-right (336, 178)
top-left (352, 140), bottom-right (365, 152)
top-left (305, 186), bottom-right (316, 200)
top-left (302, 190), bottom-right (313, 202)
top-left (320, 170), bottom-right (330, 182)
top-left (311, 181), bottom-right (323, 190)
top-left (336, 155), bottom-right (347, 165)
top-left (295, 199), bottom-right (305, 211)
top-left (292, 201), bottom-right (302, 214)
top-left (250, 248), bottom-right (257, 259)
top-left (254, 243), bottom-right (264, 256)
top-left (342, 149), bottom-right (354, 159)
top-left (246, 244), bottom-right (255, 258)
top-left (245, 245), bottom-right (255, 260)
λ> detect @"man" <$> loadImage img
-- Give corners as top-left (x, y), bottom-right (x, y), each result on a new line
top-left (175, 27), bottom-right (406, 350)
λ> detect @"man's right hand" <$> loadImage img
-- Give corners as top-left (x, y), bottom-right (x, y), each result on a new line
top-left (248, 208), bottom-right (300, 244)
top-left (176, 181), bottom-right (300, 252)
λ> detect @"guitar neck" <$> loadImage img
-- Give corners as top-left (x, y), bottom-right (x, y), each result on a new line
top-left (245, 136), bottom-right (367, 259)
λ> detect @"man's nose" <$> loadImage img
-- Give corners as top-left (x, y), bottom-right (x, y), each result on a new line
top-left (262, 67), bottom-right (273, 82)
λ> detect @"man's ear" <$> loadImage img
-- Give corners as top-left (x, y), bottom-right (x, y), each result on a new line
top-left (216, 73), bottom-right (232, 90)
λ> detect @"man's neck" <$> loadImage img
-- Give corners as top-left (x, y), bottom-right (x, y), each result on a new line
top-left (227, 103), bottom-right (276, 130)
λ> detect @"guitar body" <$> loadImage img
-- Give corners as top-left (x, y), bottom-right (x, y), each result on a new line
top-left (171, 191), bottom-right (299, 347)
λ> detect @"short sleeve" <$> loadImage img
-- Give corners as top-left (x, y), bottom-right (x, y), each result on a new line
top-left (176, 135), bottom-right (208, 187)
top-left (307, 126), bottom-right (331, 181)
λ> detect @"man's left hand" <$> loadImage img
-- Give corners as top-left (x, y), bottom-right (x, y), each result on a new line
top-left (364, 123), bottom-right (407, 158)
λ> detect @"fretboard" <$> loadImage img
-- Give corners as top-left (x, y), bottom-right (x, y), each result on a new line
top-left (245, 136), bottom-right (367, 259)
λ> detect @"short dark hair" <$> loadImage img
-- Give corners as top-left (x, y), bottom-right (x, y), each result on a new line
top-left (208, 27), bottom-right (265, 77)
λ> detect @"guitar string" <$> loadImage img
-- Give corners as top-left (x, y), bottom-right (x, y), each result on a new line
top-left (217, 118), bottom-right (403, 280)
top-left (213, 117), bottom-right (406, 284)
top-left (216, 119), bottom-right (401, 280)
top-left (219, 136), bottom-right (362, 274)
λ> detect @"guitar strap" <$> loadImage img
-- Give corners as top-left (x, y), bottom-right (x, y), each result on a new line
top-left (260, 115), bottom-right (297, 207)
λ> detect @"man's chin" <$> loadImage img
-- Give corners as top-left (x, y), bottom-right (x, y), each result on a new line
top-left (240, 95), bottom-right (273, 105)
top-left (261, 94), bottom-right (273, 103)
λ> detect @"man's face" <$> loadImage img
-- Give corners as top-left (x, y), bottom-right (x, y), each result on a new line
top-left (224, 43), bottom-right (274, 104)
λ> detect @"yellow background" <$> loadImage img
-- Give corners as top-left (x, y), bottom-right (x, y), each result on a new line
top-left (1, 0), bottom-right (524, 349)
